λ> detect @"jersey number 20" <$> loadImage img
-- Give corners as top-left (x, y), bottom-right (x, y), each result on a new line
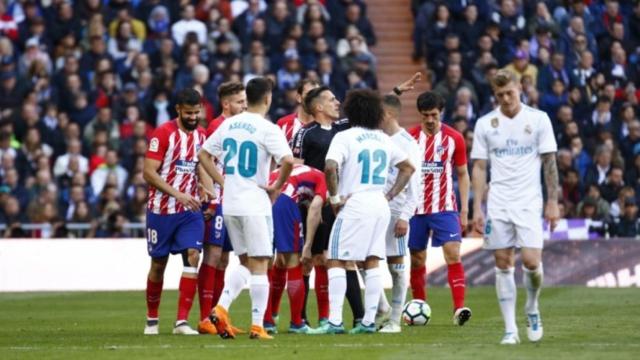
top-left (358, 149), bottom-right (387, 184)
top-left (223, 139), bottom-right (257, 177)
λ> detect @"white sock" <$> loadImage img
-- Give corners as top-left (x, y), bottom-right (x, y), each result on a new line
top-left (388, 263), bottom-right (407, 325)
top-left (250, 274), bottom-right (270, 327)
top-left (495, 267), bottom-right (517, 334)
top-left (362, 267), bottom-right (383, 327)
top-left (377, 264), bottom-right (390, 314)
top-left (523, 263), bottom-right (543, 314)
top-left (218, 265), bottom-right (250, 311)
top-left (328, 267), bottom-right (347, 326)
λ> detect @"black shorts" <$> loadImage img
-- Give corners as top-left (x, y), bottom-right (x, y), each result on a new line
top-left (311, 204), bottom-right (335, 255)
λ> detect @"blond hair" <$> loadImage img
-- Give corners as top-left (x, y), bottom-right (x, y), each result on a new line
top-left (491, 69), bottom-right (518, 88)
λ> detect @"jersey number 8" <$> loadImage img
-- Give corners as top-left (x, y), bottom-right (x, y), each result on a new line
top-left (358, 149), bottom-right (387, 184)
top-left (223, 139), bottom-right (258, 177)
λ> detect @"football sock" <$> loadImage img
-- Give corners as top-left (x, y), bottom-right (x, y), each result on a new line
top-left (410, 265), bottom-right (427, 300)
top-left (302, 274), bottom-right (310, 322)
top-left (264, 268), bottom-right (274, 325)
top-left (328, 267), bottom-right (347, 326)
top-left (250, 274), bottom-right (270, 327)
top-left (271, 265), bottom-right (288, 317)
top-left (388, 263), bottom-right (407, 324)
top-left (523, 263), bottom-right (543, 314)
top-left (218, 265), bottom-right (250, 311)
top-left (287, 265), bottom-right (305, 326)
top-left (211, 268), bottom-right (226, 306)
top-left (447, 262), bottom-right (466, 310)
top-left (198, 264), bottom-right (216, 320)
top-left (495, 267), bottom-right (518, 334)
top-left (146, 278), bottom-right (163, 319)
top-left (177, 270), bottom-right (198, 321)
top-left (345, 270), bottom-right (364, 325)
top-left (362, 267), bottom-right (383, 327)
top-left (314, 265), bottom-right (329, 320)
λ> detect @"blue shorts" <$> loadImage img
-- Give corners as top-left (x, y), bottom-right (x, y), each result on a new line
top-left (408, 212), bottom-right (461, 250)
top-left (273, 194), bottom-right (303, 253)
top-left (146, 210), bottom-right (204, 258)
top-left (204, 205), bottom-right (233, 252)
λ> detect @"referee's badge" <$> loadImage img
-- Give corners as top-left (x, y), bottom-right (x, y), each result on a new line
top-left (491, 117), bottom-right (499, 128)
top-left (524, 124), bottom-right (533, 134)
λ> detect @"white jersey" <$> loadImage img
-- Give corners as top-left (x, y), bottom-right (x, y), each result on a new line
top-left (326, 126), bottom-right (407, 218)
top-left (201, 112), bottom-right (292, 216)
top-left (470, 104), bottom-right (557, 210)
top-left (384, 129), bottom-right (420, 221)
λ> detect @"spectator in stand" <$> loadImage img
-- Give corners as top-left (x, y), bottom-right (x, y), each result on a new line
top-left (585, 145), bottom-right (613, 186)
top-left (599, 166), bottom-right (625, 203)
top-left (90, 149), bottom-right (128, 197)
top-left (53, 138), bottom-right (89, 179)
top-left (0, 194), bottom-right (29, 238)
top-left (577, 184), bottom-right (611, 219)
top-left (611, 197), bottom-right (639, 238)
top-left (433, 63), bottom-right (477, 111)
top-left (83, 106), bottom-right (120, 150)
top-left (338, 2), bottom-right (375, 46)
top-left (610, 186), bottom-right (635, 220)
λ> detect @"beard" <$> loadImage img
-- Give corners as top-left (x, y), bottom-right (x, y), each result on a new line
top-left (180, 117), bottom-right (199, 131)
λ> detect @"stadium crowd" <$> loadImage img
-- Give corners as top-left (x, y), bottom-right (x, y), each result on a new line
top-left (0, 0), bottom-right (637, 238)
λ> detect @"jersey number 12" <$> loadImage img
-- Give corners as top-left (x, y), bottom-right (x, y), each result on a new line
top-left (358, 149), bottom-right (387, 184)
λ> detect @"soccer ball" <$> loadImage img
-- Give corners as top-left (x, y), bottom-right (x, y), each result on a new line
top-left (402, 299), bottom-right (431, 326)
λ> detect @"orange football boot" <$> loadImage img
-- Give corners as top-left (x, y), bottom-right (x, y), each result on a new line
top-left (249, 325), bottom-right (274, 340)
top-left (209, 304), bottom-right (235, 339)
top-left (198, 318), bottom-right (218, 335)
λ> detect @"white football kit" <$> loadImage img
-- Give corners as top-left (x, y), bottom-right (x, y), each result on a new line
top-left (201, 112), bottom-right (292, 256)
top-left (384, 129), bottom-right (420, 257)
top-left (471, 104), bottom-right (557, 249)
top-left (325, 126), bottom-right (408, 261)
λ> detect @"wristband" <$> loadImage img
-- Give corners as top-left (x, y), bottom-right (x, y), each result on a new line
top-left (329, 195), bottom-right (341, 204)
top-left (393, 86), bottom-right (402, 95)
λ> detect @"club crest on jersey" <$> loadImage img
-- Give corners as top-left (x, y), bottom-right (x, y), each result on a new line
top-left (436, 145), bottom-right (445, 155)
top-left (149, 138), bottom-right (159, 152)
top-left (491, 117), bottom-right (499, 128)
top-left (524, 124), bottom-right (533, 134)
top-left (195, 144), bottom-right (201, 152)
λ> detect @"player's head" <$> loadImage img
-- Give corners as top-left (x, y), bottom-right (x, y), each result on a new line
top-left (245, 77), bottom-right (273, 110)
top-left (175, 88), bottom-right (202, 131)
top-left (491, 69), bottom-right (521, 116)
top-left (343, 89), bottom-right (383, 129)
top-left (296, 79), bottom-right (321, 109)
top-left (382, 94), bottom-right (402, 123)
top-left (218, 81), bottom-right (246, 116)
top-left (303, 85), bottom-right (340, 120)
top-left (416, 91), bottom-right (445, 134)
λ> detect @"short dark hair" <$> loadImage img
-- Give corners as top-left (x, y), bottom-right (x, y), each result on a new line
top-left (297, 78), bottom-right (321, 95)
top-left (382, 94), bottom-right (402, 111)
top-left (245, 77), bottom-right (273, 106)
top-left (217, 81), bottom-right (244, 101)
top-left (303, 85), bottom-right (331, 114)
top-left (343, 89), bottom-right (383, 129)
top-left (175, 88), bottom-right (202, 106)
top-left (416, 91), bottom-right (445, 112)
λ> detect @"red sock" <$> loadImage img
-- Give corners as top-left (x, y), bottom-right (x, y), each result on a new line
top-left (211, 268), bottom-right (225, 306)
top-left (287, 265), bottom-right (305, 326)
top-left (447, 262), bottom-right (466, 310)
top-left (314, 265), bottom-right (329, 320)
top-left (271, 265), bottom-right (287, 316)
top-left (410, 265), bottom-right (427, 301)
top-left (264, 268), bottom-right (275, 324)
top-left (177, 276), bottom-right (197, 321)
top-left (198, 264), bottom-right (216, 320)
top-left (146, 278), bottom-right (163, 319)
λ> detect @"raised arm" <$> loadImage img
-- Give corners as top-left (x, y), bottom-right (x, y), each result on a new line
top-left (471, 159), bottom-right (487, 234)
top-left (541, 152), bottom-right (560, 232)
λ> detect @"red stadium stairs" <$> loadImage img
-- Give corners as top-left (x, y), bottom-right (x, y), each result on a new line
top-left (368, 0), bottom-right (430, 127)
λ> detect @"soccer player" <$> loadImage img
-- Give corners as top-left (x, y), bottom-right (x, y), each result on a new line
top-left (198, 81), bottom-right (247, 334)
top-left (471, 69), bottom-right (559, 344)
top-left (143, 88), bottom-right (209, 335)
top-left (198, 77), bottom-right (294, 340)
top-left (311, 89), bottom-right (415, 334)
top-left (407, 91), bottom-right (472, 326)
top-left (277, 79), bottom-right (320, 145)
top-left (376, 95), bottom-right (421, 333)
top-left (265, 164), bottom-right (327, 334)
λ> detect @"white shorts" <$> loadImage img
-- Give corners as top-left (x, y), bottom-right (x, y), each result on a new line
top-left (385, 214), bottom-right (409, 257)
top-left (328, 212), bottom-right (390, 261)
top-left (483, 208), bottom-right (543, 250)
top-left (224, 215), bottom-right (273, 257)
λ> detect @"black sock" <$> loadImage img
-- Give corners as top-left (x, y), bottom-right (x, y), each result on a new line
top-left (302, 275), bottom-right (310, 324)
top-left (345, 270), bottom-right (364, 327)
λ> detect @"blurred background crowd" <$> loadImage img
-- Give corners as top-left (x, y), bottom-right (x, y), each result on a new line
top-left (0, 0), bottom-right (637, 238)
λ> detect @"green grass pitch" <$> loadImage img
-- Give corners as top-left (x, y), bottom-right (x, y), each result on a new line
top-left (1, 287), bottom-right (638, 359)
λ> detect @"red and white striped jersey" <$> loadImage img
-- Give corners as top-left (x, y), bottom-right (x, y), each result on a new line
top-left (409, 124), bottom-right (467, 215)
top-left (269, 164), bottom-right (328, 204)
top-left (276, 112), bottom-right (301, 146)
top-left (206, 115), bottom-right (226, 205)
top-left (146, 120), bottom-right (207, 215)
